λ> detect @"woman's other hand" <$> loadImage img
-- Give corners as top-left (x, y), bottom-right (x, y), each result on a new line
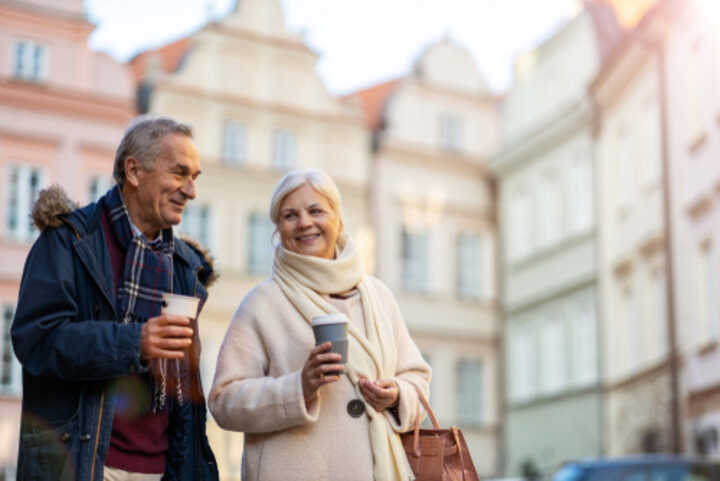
top-left (302, 342), bottom-right (344, 402)
top-left (359, 377), bottom-right (398, 412)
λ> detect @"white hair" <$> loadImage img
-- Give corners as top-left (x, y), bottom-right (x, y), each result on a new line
top-left (269, 168), bottom-right (344, 226)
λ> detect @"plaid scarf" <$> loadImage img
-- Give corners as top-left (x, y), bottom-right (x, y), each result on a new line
top-left (100, 185), bottom-right (181, 412)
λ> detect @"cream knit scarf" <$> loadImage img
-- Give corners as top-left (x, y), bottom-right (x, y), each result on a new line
top-left (272, 233), bottom-right (415, 481)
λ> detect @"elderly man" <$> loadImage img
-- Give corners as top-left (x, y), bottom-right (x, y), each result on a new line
top-left (11, 116), bottom-right (219, 481)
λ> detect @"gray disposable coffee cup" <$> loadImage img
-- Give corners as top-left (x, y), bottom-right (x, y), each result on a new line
top-left (311, 313), bottom-right (349, 373)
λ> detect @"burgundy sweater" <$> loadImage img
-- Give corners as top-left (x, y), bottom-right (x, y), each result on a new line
top-left (101, 211), bottom-right (169, 474)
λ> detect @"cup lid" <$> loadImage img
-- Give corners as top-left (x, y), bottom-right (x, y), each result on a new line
top-left (311, 313), bottom-right (349, 326)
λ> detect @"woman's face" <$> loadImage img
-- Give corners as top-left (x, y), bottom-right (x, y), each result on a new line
top-left (277, 183), bottom-right (341, 259)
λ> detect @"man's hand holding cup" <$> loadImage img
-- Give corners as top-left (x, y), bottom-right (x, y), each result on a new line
top-left (141, 293), bottom-right (199, 361)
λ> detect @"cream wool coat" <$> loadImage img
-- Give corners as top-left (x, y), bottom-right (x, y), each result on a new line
top-left (209, 276), bottom-right (431, 481)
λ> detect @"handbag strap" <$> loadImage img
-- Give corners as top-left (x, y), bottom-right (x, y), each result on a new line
top-left (408, 380), bottom-right (439, 430)
top-left (407, 381), bottom-right (439, 457)
top-left (452, 426), bottom-right (468, 481)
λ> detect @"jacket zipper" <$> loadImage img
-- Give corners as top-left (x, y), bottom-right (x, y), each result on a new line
top-left (89, 390), bottom-right (105, 481)
top-left (192, 266), bottom-right (205, 479)
top-left (65, 215), bottom-right (107, 480)
top-left (193, 267), bottom-right (200, 479)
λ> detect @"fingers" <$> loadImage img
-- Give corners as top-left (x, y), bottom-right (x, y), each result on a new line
top-left (359, 378), bottom-right (399, 411)
top-left (140, 315), bottom-right (194, 361)
top-left (144, 347), bottom-right (186, 360)
top-left (155, 314), bottom-right (191, 326)
top-left (308, 342), bottom-right (342, 367)
top-left (146, 315), bottom-right (193, 337)
top-left (360, 378), bottom-right (396, 398)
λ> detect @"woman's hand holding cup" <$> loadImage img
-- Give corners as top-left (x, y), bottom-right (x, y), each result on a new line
top-left (301, 342), bottom-right (344, 402)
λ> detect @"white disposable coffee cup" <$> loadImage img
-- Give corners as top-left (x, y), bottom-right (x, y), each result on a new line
top-left (161, 293), bottom-right (200, 319)
top-left (311, 313), bottom-right (349, 369)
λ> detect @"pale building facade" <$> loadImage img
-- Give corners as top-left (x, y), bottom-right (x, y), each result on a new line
top-left (591, 4), bottom-right (673, 455)
top-left (665, 0), bottom-right (720, 460)
top-left (345, 38), bottom-right (501, 476)
top-left (131, 1), bottom-right (370, 478)
top-left (0, 0), bottom-right (135, 477)
top-left (491, 4), bottom-right (620, 475)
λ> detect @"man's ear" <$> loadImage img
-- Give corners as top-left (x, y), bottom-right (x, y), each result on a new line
top-left (124, 156), bottom-right (141, 188)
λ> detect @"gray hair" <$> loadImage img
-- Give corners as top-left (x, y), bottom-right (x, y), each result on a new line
top-left (269, 168), bottom-right (344, 226)
top-left (113, 115), bottom-right (194, 186)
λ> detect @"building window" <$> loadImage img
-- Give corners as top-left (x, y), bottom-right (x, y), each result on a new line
top-left (223, 121), bottom-right (246, 165)
top-left (12, 40), bottom-right (47, 81)
top-left (623, 285), bottom-right (643, 371)
top-left (509, 188), bottom-right (532, 261)
top-left (247, 212), bottom-right (274, 275)
top-left (457, 234), bottom-right (483, 299)
top-left (402, 229), bottom-right (428, 292)
top-left (509, 327), bottom-right (534, 402)
top-left (655, 269), bottom-right (668, 357)
top-left (538, 172), bottom-right (562, 247)
top-left (572, 307), bottom-right (597, 387)
top-left (1, 304), bottom-right (21, 395)
top-left (88, 175), bottom-right (114, 203)
top-left (567, 155), bottom-right (592, 234)
top-left (179, 204), bottom-right (212, 248)
top-left (617, 126), bottom-right (634, 208)
top-left (687, 32), bottom-right (710, 143)
top-left (5, 165), bottom-right (44, 242)
top-left (640, 98), bottom-right (661, 186)
top-left (439, 115), bottom-right (462, 152)
top-left (456, 359), bottom-right (483, 426)
top-left (699, 243), bottom-right (718, 342)
top-left (272, 129), bottom-right (296, 169)
top-left (540, 320), bottom-right (565, 395)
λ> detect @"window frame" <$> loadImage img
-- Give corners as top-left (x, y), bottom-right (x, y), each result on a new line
top-left (1, 303), bottom-right (21, 395)
top-left (271, 128), bottom-right (297, 170)
top-left (247, 212), bottom-right (274, 276)
top-left (401, 228), bottom-right (429, 292)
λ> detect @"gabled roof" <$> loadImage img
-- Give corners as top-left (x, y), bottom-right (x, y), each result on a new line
top-left (589, 0), bottom-right (669, 93)
top-left (342, 78), bottom-right (401, 131)
top-left (129, 37), bottom-right (193, 82)
top-left (585, 0), bottom-right (625, 60)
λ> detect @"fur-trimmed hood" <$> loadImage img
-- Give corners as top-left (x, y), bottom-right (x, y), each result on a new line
top-left (31, 184), bottom-right (219, 288)
top-left (32, 184), bottom-right (79, 231)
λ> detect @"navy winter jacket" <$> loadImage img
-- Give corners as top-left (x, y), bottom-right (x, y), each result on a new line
top-left (11, 187), bottom-right (219, 481)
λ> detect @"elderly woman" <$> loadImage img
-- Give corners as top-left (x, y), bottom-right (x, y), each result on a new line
top-left (209, 168), bottom-right (431, 481)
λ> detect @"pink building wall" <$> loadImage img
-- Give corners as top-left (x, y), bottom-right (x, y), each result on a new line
top-left (0, 0), bottom-right (136, 474)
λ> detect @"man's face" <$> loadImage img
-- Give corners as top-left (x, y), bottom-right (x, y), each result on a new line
top-left (132, 133), bottom-right (201, 233)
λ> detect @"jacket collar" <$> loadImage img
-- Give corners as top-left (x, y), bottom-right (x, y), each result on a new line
top-left (65, 202), bottom-right (117, 314)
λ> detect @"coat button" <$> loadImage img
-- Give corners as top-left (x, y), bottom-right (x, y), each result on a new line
top-left (80, 433), bottom-right (91, 442)
top-left (60, 432), bottom-right (70, 443)
top-left (347, 399), bottom-right (366, 418)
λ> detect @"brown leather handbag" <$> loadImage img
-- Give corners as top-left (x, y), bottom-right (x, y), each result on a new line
top-left (400, 384), bottom-right (480, 481)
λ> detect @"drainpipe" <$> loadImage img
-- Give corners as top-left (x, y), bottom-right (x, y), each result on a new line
top-left (589, 95), bottom-right (607, 457)
top-left (656, 2), bottom-right (682, 455)
top-left (492, 173), bottom-right (508, 475)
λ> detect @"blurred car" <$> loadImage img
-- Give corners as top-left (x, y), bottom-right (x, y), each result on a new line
top-left (552, 456), bottom-right (720, 481)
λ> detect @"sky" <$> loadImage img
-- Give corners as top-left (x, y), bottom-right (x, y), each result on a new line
top-left (85, 0), bottom-right (583, 95)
